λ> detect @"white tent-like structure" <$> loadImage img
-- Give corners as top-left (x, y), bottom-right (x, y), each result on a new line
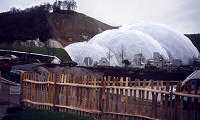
top-left (64, 42), bottom-right (119, 66)
top-left (89, 29), bottom-right (169, 65)
top-left (64, 23), bottom-right (199, 66)
top-left (121, 23), bottom-right (199, 64)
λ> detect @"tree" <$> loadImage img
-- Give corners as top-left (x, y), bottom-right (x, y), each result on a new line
top-left (106, 48), bottom-right (114, 66)
top-left (41, 2), bottom-right (52, 12)
top-left (122, 59), bottom-right (131, 67)
top-left (52, 0), bottom-right (77, 12)
top-left (10, 7), bottom-right (20, 13)
top-left (53, 0), bottom-right (62, 12)
top-left (62, 0), bottom-right (77, 11)
top-left (120, 45), bottom-right (127, 67)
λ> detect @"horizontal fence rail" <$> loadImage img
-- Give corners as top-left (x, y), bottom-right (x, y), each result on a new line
top-left (21, 73), bottom-right (200, 120)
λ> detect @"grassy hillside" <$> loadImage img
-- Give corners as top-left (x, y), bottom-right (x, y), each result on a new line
top-left (0, 6), bottom-right (52, 43)
top-left (0, 45), bottom-right (71, 61)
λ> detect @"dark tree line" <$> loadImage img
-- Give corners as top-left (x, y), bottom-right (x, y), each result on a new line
top-left (0, 4), bottom-right (52, 43)
top-left (0, 0), bottom-right (77, 44)
top-left (9, 0), bottom-right (77, 13)
top-left (53, 0), bottom-right (77, 12)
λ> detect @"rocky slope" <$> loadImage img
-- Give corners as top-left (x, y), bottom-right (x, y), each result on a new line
top-left (47, 10), bottom-right (115, 46)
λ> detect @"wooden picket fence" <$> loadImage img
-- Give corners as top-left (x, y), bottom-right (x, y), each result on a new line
top-left (21, 73), bottom-right (200, 120)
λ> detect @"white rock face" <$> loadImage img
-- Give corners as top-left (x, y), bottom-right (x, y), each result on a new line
top-left (121, 23), bottom-right (199, 64)
top-left (65, 23), bottom-right (199, 66)
top-left (64, 42), bottom-right (119, 66)
top-left (46, 39), bottom-right (63, 48)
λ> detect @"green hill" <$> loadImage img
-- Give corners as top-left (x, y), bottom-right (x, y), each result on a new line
top-left (0, 45), bottom-right (71, 61)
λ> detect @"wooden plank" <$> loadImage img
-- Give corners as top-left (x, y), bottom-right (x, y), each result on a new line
top-left (124, 77), bottom-right (129, 120)
top-left (141, 79), bottom-right (146, 116)
top-left (145, 80), bottom-right (151, 117)
top-left (86, 75), bottom-right (90, 113)
top-left (119, 77), bottom-right (125, 120)
top-left (120, 77), bottom-right (125, 115)
top-left (174, 81), bottom-right (181, 120)
top-left (133, 78), bottom-right (137, 115)
top-left (63, 75), bottom-right (67, 112)
top-left (115, 77), bottom-right (119, 120)
top-left (179, 81), bottom-right (184, 120)
top-left (154, 80), bottom-right (160, 119)
top-left (106, 76), bottom-right (111, 112)
top-left (138, 79), bottom-right (141, 115)
top-left (169, 81), bottom-right (174, 120)
top-left (88, 84), bottom-right (92, 111)
top-left (53, 74), bottom-right (59, 111)
top-left (194, 80), bottom-right (198, 120)
top-left (72, 75), bottom-right (77, 107)
top-left (83, 76), bottom-right (87, 109)
top-left (125, 77), bottom-right (129, 113)
top-left (92, 76), bottom-right (98, 119)
top-left (111, 77), bottom-right (116, 113)
top-left (79, 76), bottom-right (83, 109)
top-left (159, 80), bottom-right (164, 119)
top-left (98, 76), bottom-right (103, 119)
top-left (163, 81), bottom-right (170, 119)
top-left (106, 76), bottom-right (111, 119)
top-left (151, 80), bottom-right (155, 118)
top-left (187, 83), bottom-right (192, 120)
top-left (129, 77), bottom-right (133, 116)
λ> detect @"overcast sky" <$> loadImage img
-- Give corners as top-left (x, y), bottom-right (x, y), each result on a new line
top-left (0, 0), bottom-right (200, 34)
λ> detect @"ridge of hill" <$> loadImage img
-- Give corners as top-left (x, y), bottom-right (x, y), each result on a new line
top-left (0, 8), bottom-right (115, 47)
top-left (0, 6), bottom-right (199, 52)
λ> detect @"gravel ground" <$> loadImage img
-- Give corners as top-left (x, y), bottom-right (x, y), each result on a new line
top-left (0, 99), bottom-right (19, 120)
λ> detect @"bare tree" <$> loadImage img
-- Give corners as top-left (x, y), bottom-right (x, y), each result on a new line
top-left (42, 2), bottom-right (52, 12)
top-left (62, 0), bottom-right (77, 11)
top-left (10, 7), bottom-right (20, 13)
top-left (53, 0), bottom-right (62, 12)
top-left (120, 45), bottom-right (127, 67)
top-left (106, 48), bottom-right (114, 66)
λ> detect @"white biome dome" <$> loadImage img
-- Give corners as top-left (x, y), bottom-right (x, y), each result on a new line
top-left (89, 29), bottom-right (169, 65)
top-left (64, 42), bottom-right (119, 66)
top-left (64, 23), bottom-right (199, 66)
top-left (121, 23), bottom-right (199, 64)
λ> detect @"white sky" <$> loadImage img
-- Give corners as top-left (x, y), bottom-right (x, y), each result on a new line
top-left (0, 0), bottom-right (200, 33)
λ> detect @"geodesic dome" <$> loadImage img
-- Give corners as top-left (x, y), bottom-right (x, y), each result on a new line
top-left (64, 23), bottom-right (199, 66)
top-left (89, 29), bottom-right (169, 65)
top-left (121, 23), bottom-right (199, 64)
top-left (64, 42), bottom-right (119, 66)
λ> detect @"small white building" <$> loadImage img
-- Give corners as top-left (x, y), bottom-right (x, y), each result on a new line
top-left (171, 59), bottom-right (182, 66)
top-left (83, 57), bottom-right (93, 66)
top-left (98, 57), bottom-right (109, 66)
top-left (133, 53), bottom-right (146, 66)
top-left (51, 56), bottom-right (61, 64)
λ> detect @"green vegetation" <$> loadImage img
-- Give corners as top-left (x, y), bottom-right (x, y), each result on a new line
top-left (3, 109), bottom-right (93, 120)
top-left (0, 45), bottom-right (71, 61)
top-left (0, 5), bottom-right (52, 43)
